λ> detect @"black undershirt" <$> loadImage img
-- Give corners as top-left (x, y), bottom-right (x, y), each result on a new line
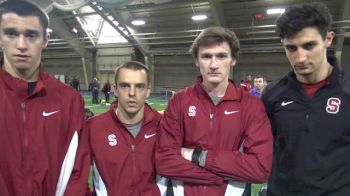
top-left (28, 82), bottom-right (37, 96)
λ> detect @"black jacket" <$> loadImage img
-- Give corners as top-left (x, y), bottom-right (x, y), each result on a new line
top-left (262, 65), bottom-right (350, 196)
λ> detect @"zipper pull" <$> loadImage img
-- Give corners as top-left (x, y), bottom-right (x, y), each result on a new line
top-left (131, 145), bottom-right (135, 152)
top-left (209, 113), bottom-right (213, 120)
top-left (21, 102), bottom-right (26, 112)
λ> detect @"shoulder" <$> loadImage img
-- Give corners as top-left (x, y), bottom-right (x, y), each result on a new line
top-left (340, 69), bottom-right (350, 96)
top-left (87, 111), bottom-right (112, 127)
top-left (262, 74), bottom-right (290, 102)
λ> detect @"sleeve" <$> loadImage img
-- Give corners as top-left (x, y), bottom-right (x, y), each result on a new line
top-left (64, 95), bottom-right (91, 196)
top-left (155, 94), bottom-right (224, 185)
top-left (203, 96), bottom-right (273, 183)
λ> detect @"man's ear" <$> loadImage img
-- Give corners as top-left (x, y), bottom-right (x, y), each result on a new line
top-left (42, 34), bottom-right (49, 48)
top-left (146, 84), bottom-right (151, 98)
top-left (231, 58), bottom-right (237, 67)
top-left (325, 31), bottom-right (335, 47)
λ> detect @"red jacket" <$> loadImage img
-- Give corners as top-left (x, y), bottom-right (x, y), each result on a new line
top-left (88, 102), bottom-right (162, 196)
top-left (0, 65), bottom-right (90, 196)
top-left (156, 77), bottom-right (273, 196)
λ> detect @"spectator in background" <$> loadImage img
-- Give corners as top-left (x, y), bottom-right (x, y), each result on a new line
top-left (262, 2), bottom-right (350, 195)
top-left (91, 77), bottom-right (100, 104)
top-left (102, 80), bottom-right (111, 103)
top-left (71, 75), bottom-right (80, 91)
top-left (250, 75), bottom-right (267, 97)
top-left (156, 26), bottom-right (273, 196)
top-left (240, 74), bottom-right (253, 92)
top-left (88, 61), bottom-right (163, 195)
top-left (0, 1), bottom-right (90, 195)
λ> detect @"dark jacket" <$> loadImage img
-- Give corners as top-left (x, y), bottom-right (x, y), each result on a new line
top-left (262, 65), bottom-right (350, 195)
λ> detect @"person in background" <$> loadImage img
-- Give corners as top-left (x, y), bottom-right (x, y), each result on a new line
top-left (0, 1), bottom-right (90, 195)
top-left (262, 2), bottom-right (350, 195)
top-left (88, 61), bottom-right (163, 196)
top-left (102, 80), bottom-right (111, 103)
top-left (250, 75), bottom-right (267, 97)
top-left (156, 26), bottom-right (273, 196)
top-left (240, 74), bottom-right (253, 92)
top-left (71, 75), bottom-right (80, 91)
top-left (91, 77), bottom-right (100, 104)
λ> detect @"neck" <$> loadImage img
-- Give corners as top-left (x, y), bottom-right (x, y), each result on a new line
top-left (202, 79), bottom-right (229, 97)
top-left (3, 60), bottom-right (40, 82)
top-left (115, 106), bottom-right (145, 124)
top-left (296, 63), bottom-right (332, 84)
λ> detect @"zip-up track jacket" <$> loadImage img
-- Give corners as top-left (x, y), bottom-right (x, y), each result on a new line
top-left (156, 76), bottom-right (273, 196)
top-left (0, 65), bottom-right (90, 196)
top-left (88, 102), bottom-right (162, 196)
top-left (262, 66), bottom-right (350, 195)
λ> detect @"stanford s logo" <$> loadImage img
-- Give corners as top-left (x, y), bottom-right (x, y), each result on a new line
top-left (108, 134), bottom-right (117, 146)
top-left (326, 97), bottom-right (341, 114)
top-left (188, 105), bottom-right (196, 117)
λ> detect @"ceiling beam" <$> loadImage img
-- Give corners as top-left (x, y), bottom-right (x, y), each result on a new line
top-left (50, 18), bottom-right (91, 58)
top-left (209, 1), bottom-right (227, 27)
top-left (89, 2), bottom-right (149, 57)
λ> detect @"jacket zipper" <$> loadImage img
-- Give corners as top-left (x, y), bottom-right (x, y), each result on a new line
top-left (21, 102), bottom-right (28, 148)
top-left (209, 111), bottom-right (214, 128)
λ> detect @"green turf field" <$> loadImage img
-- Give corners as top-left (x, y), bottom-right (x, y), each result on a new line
top-left (84, 95), bottom-right (265, 195)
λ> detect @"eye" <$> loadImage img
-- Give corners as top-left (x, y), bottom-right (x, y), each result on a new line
top-left (200, 54), bottom-right (212, 59)
top-left (4, 29), bottom-right (18, 38)
top-left (216, 53), bottom-right (228, 60)
top-left (285, 45), bottom-right (297, 52)
top-left (302, 42), bottom-right (316, 50)
top-left (136, 84), bottom-right (146, 89)
top-left (118, 83), bottom-right (129, 89)
top-left (25, 31), bottom-right (39, 39)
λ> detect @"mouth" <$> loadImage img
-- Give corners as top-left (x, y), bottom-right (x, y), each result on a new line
top-left (128, 100), bottom-right (137, 106)
top-left (14, 54), bottom-right (30, 61)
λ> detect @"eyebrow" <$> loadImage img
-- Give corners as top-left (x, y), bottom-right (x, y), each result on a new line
top-left (3, 27), bottom-right (41, 35)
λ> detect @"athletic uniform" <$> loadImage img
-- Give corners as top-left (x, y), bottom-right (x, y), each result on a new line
top-left (156, 76), bottom-right (273, 196)
top-left (89, 102), bottom-right (162, 196)
top-left (262, 66), bottom-right (350, 195)
top-left (0, 63), bottom-right (89, 196)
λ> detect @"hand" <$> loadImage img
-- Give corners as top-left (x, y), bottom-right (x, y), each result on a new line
top-left (181, 147), bottom-right (194, 161)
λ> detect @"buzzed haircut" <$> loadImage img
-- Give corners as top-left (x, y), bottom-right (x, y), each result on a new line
top-left (276, 2), bottom-right (332, 39)
top-left (0, 0), bottom-right (49, 37)
top-left (190, 26), bottom-right (240, 61)
top-left (114, 61), bottom-right (150, 85)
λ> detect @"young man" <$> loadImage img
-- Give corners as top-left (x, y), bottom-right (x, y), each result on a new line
top-left (88, 61), bottom-right (162, 195)
top-left (156, 26), bottom-right (273, 196)
top-left (0, 1), bottom-right (89, 195)
top-left (250, 75), bottom-right (266, 97)
top-left (261, 2), bottom-right (350, 195)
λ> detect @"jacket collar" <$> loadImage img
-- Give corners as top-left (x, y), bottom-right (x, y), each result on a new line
top-left (194, 76), bottom-right (241, 102)
top-left (0, 59), bottom-right (47, 100)
top-left (109, 101), bottom-right (160, 126)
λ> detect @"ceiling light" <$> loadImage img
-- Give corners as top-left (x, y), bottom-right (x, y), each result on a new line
top-left (46, 28), bottom-right (53, 33)
top-left (107, 15), bottom-right (114, 21)
top-left (192, 14), bottom-right (207, 21)
top-left (132, 19), bottom-right (146, 26)
top-left (113, 21), bottom-right (119, 26)
top-left (266, 8), bottom-right (285, 15)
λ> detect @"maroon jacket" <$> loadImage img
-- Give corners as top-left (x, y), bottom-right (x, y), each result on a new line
top-left (156, 76), bottom-right (273, 196)
top-left (0, 65), bottom-right (90, 196)
top-left (88, 102), bottom-right (162, 196)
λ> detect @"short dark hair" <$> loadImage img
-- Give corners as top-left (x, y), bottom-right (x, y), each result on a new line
top-left (114, 61), bottom-right (150, 85)
top-left (276, 2), bottom-right (332, 39)
top-left (190, 26), bottom-right (240, 61)
top-left (0, 0), bottom-right (49, 37)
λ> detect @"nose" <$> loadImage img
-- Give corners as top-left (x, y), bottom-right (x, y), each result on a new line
top-left (17, 35), bottom-right (27, 52)
top-left (294, 48), bottom-right (307, 63)
top-left (129, 85), bottom-right (136, 97)
top-left (209, 56), bottom-right (220, 69)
